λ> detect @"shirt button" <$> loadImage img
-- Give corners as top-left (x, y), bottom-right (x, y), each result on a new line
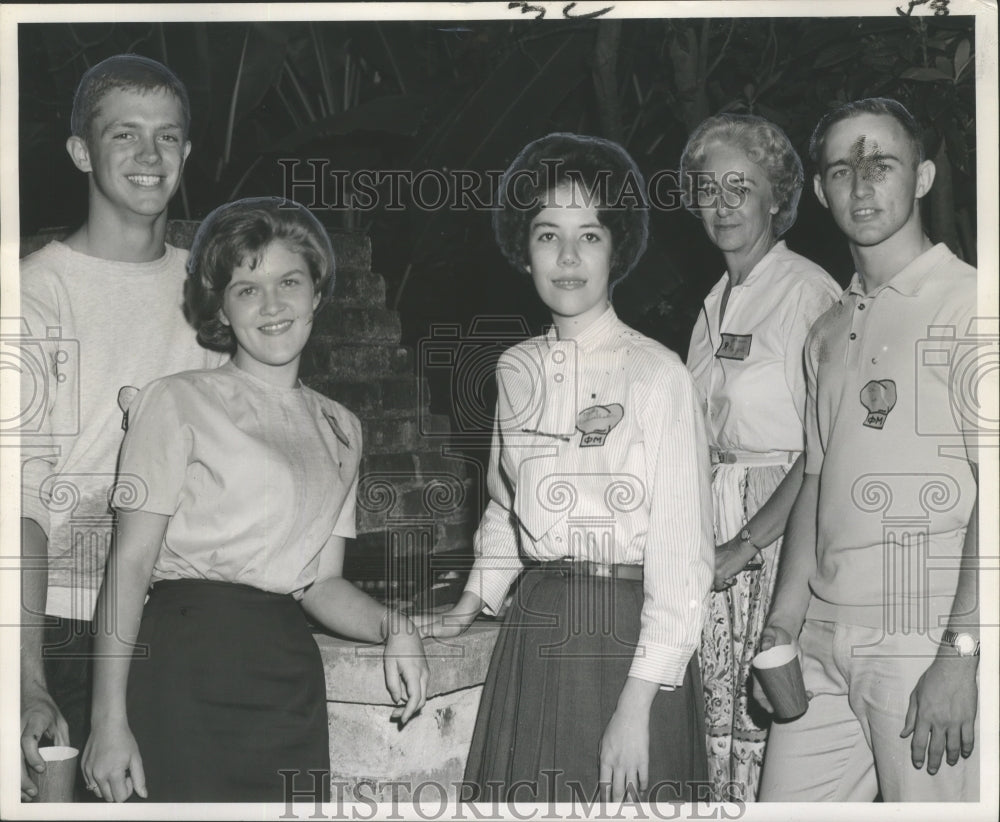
top-left (554, 374), bottom-right (564, 383)
top-left (872, 357), bottom-right (878, 364)
top-left (858, 303), bottom-right (866, 311)
top-left (552, 350), bottom-right (566, 364)
top-left (849, 333), bottom-right (857, 340)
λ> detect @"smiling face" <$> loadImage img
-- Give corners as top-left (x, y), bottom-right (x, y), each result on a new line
top-left (66, 87), bottom-right (191, 224)
top-left (527, 182), bottom-right (613, 337)
top-left (694, 142), bottom-right (779, 260)
top-left (220, 241), bottom-right (321, 387)
top-left (813, 112), bottom-right (934, 250)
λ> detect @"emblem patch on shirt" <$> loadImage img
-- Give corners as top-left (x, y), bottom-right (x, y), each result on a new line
top-left (576, 403), bottom-right (624, 447)
top-left (117, 385), bottom-right (140, 431)
top-left (860, 379), bottom-right (897, 429)
top-left (323, 411), bottom-right (352, 448)
top-left (715, 333), bottom-right (752, 360)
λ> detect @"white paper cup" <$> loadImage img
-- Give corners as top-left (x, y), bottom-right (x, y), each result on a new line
top-left (30, 746), bottom-right (79, 802)
top-left (752, 642), bottom-right (809, 720)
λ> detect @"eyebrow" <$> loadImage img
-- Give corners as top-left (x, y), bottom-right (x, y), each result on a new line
top-left (100, 119), bottom-right (183, 136)
top-left (825, 153), bottom-right (901, 169)
top-left (530, 219), bottom-right (606, 229)
top-left (229, 269), bottom-right (308, 284)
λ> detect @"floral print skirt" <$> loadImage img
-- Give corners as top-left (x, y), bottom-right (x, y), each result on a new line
top-left (700, 460), bottom-right (792, 802)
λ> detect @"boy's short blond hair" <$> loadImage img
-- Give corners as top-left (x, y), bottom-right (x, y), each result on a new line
top-left (71, 53), bottom-right (191, 142)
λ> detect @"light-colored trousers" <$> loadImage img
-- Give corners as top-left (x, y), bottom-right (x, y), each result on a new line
top-left (759, 619), bottom-right (979, 801)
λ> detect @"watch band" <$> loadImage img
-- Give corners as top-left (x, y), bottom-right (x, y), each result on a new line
top-left (941, 629), bottom-right (980, 656)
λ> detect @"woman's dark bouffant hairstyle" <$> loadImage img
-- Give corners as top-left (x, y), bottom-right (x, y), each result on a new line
top-left (493, 132), bottom-right (649, 288)
top-left (679, 114), bottom-right (804, 239)
top-left (184, 197), bottom-right (335, 353)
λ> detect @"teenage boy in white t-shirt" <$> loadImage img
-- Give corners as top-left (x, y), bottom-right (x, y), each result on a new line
top-left (18, 54), bottom-right (224, 801)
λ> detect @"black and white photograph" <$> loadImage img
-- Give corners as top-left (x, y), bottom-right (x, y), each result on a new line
top-left (1, 2), bottom-right (997, 820)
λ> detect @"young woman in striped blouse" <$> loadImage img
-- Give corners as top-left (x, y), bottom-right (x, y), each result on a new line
top-left (417, 133), bottom-right (714, 804)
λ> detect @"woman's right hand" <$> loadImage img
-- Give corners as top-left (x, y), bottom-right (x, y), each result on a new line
top-left (410, 591), bottom-right (483, 640)
top-left (383, 614), bottom-right (430, 726)
top-left (712, 537), bottom-right (760, 591)
top-left (81, 720), bottom-right (147, 802)
top-left (411, 608), bottom-right (473, 639)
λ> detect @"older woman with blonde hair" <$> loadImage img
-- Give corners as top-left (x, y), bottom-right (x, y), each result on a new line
top-left (680, 114), bottom-right (840, 801)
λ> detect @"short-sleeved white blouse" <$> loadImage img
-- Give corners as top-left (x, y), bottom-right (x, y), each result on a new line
top-left (114, 360), bottom-right (361, 598)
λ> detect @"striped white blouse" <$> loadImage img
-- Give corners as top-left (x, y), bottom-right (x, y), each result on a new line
top-left (463, 306), bottom-right (714, 687)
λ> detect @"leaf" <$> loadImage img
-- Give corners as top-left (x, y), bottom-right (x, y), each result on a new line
top-left (953, 38), bottom-right (972, 80)
top-left (263, 94), bottom-right (430, 152)
top-left (414, 29), bottom-right (592, 172)
top-left (813, 41), bottom-right (861, 68)
top-left (900, 67), bottom-right (952, 82)
top-left (402, 29), bottom-right (593, 272)
top-left (943, 119), bottom-right (970, 173)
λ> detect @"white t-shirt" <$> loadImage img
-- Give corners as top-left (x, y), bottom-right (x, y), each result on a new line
top-left (18, 241), bottom-right (226, 620)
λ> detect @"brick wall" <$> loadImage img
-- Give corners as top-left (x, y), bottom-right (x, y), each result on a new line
top-left (19, 221), bottom-right (478, 610)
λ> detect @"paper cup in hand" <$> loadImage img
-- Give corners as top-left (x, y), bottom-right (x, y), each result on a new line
top-left (30, 746), bottom-right (79, 802)
top-left (752, 642), bottom-right (808, 720)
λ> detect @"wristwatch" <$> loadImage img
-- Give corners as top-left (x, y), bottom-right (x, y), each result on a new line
top-left (941, 630), bottom-right (980, 657)
top-left (738, 527), bottom-right (763, 570)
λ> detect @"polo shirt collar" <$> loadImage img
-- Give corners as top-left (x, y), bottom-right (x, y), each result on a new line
top-left (848, 242), bottom-right (951, 299)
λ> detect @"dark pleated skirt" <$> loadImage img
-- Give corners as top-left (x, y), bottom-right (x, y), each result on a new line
top-left (463, 565), bottom-right (708, 803)
top-left (126, 579), bottom-right (329, 802)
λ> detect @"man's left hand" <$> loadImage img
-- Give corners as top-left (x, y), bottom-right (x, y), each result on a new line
top-left (900, 655), bottom-right (978, 774)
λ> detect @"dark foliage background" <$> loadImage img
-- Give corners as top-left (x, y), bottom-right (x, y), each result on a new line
top-left (18, 14), bottom-right (977, 403)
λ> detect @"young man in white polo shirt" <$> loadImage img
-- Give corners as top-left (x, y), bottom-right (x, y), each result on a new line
top-left (754, 98), bottom-right (981, 802)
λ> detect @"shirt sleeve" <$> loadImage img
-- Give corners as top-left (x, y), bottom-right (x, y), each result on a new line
top-left (781, 280), bottom-right (838, 428)
top-left (803, 325), bottom-right (824, 476)
top-left (628, 364), bottom-right (714, 686)
top-left (463, 368), bottom-right (525, 615)
top-left (332, 471), bottom-right (359, 539)
top-left (685, 303), bottom-right (711, 369)
top-left (17, 272), bottom-right (61, 534)
top-left (937, 285), bottom-right (986, 468)
top-left (112, 379), bottom-right (190, 515)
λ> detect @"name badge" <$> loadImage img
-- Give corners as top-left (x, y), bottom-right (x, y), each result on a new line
top-left (715, 333), bottom-right (752, 361)
top-left (576, 403), bottom-right (624, 448)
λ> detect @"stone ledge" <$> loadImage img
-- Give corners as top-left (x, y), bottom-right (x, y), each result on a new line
top-left (314, 621), bottom-right (500, 706)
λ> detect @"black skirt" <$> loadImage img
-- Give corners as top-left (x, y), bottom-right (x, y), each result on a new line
top-left (463, 564), bottom-right (708, 803)
top-left (126, 579), bottom-right (329, 802)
